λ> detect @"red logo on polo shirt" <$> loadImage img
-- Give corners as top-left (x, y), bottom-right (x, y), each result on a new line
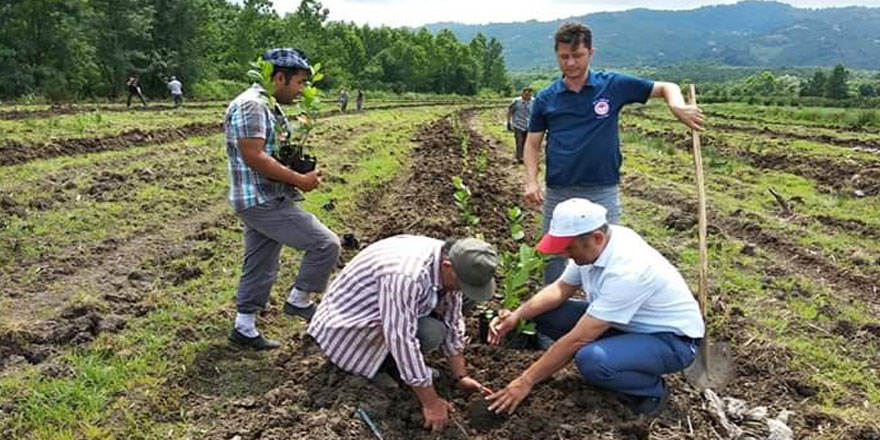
top-left (593, 98), bottom-right (611, 118)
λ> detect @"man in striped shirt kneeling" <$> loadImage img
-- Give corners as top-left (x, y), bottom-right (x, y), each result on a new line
top-left (308, 235), bottom-right (497, 432)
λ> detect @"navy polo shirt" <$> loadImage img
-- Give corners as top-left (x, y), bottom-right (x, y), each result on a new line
top-left (529, 70), bottom-right (654, 187)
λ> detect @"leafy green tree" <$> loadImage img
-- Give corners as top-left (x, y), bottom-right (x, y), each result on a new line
top-left (90, 0), bottom-right (156, 97)
top-left (858, 83), bottom-right (876, 97)
top-left (744, 71), bottom-right (777, 95)
top-left (825, 64), bottom-right (849, 99)
top-left (0, 0), bottom-right (511, 99)
top-left (801, 70), bottom-right (826, 97)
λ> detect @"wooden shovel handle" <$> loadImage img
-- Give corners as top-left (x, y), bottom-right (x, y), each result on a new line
top-left (690, 84), bottom-right (711, 357)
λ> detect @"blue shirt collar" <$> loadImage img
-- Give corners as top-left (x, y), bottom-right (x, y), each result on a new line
top-left (552, 70), bottom-right (598, 94)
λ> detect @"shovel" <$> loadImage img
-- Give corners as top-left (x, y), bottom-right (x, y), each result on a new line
top-left (682, 84), bottom-right (734, 391)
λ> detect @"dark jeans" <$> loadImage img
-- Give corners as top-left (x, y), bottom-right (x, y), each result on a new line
top-left (380, 316), bottom-right (448, 378)
top-left (513, 129), bottom-right (527, 162)
top-left (172, 93), bottom-right (183, 107)
top-left (534, 300), bottom-right (701, 398)
top-left (127, 87), bottom-right (146, 107)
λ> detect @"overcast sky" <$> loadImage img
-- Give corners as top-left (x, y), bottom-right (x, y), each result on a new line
top-left (270, 0), bottom-right (880, 27)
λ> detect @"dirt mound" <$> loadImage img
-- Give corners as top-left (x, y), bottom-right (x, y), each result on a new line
top-left (0, 303), bottom-right (129, 370)
top-left (0, 102), bottom-right (224, 120)
top-left (355, 110), bottom-right (535, 254)
top-left (0, 122), bottom-right (221, 166)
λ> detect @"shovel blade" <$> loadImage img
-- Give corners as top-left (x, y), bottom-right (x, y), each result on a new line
top-left (683, 341), bottom-right (734, 392)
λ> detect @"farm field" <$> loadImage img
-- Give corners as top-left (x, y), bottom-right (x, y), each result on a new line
top-left (1, 99), bottom-right (879, 440)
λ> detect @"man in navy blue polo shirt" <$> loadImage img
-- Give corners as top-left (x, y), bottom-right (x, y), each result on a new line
top-left (523, 22), bottom-right (704, 285)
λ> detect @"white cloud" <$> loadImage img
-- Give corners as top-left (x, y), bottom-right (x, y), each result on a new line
top-left (269, 0), bottom-right (880, 27)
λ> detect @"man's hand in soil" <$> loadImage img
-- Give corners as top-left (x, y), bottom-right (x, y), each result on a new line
top-left (458, 376), bottom-right (493, 395)
top-left (422, 397), bottom-right (454, 432)
top-left (295, 169), bottom-right (322, 192)
top-left (670, 104), bottom-right (704, 131)
top-left (523, 181), bottom-right (544, 205)
top-left (487, 375), bottom-right (533, 414)
top-left (488, 309), bottom-right (519, 345)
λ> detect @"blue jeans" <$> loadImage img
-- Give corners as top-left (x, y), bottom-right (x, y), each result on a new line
top-left (534, 300), bottom-right (700, 398)
top-left (542, 185), bottom-right (621, 285)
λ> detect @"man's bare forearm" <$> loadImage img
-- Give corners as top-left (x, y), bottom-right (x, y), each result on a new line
top-left (513, 281), bottom-right (574, 321)
top-left (523, 132), bottom-right (543, 184)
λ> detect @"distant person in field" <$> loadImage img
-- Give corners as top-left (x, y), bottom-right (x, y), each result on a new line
top-left (355, 88), bottom-right (365, 112)
top-left (486, 198), bottom-right (704, 417)
top-left (126, 74), bottom-right (147, 108)
top-left (309, 235), bottom-right (496, 432)
top-left (523, 22), bottom-right (704, 285)
top-left (337, 87), bottom-right (350, 112)
top-left (223, 48), bottom-right (340, 350)
top-left (167, 76), bottom-right (183, 107)
top-left (507, 87), bottom-right (533, 164)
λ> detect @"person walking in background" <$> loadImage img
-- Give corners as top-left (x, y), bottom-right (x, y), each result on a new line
top-left (355, 88), bottom-right (365, 112)
top-left (126, 74), bottom-right (147, 108)
top-left (168, 76), bottom-right (183, 107)
top-left (507, 87), bottom-right (533, 164)
top-left (522, 21), bottom-right (704, 285)
top-left (337, 87), bottom-right (350, 112)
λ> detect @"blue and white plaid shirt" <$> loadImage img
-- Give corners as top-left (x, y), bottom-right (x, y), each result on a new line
top-left (223, 84), bottom-right (302, 211)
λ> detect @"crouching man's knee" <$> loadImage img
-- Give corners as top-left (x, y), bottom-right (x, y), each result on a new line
top-left (574, 344), bottom-right (616, 384)
top-left (416, 317), bottom-right (448, 353)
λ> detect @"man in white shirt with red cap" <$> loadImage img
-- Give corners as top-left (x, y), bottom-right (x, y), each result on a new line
top-left (486, 198), bottom-right (704, 417)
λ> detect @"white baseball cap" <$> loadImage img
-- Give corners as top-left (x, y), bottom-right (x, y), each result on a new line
top-left (536, 198), bottom-right (608, 254)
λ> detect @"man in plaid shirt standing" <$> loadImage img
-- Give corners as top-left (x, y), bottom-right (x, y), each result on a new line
top-left (224, 48), bottom-right (341, 350)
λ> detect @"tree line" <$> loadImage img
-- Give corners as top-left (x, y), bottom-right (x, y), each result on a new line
top-left (0, 0), bottom-right (512, 101)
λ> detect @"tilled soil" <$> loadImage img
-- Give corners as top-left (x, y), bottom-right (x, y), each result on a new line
top-left (620, 123), bottom-right (880, 197)
top-left (0, 206), bottom-right (237, 372)
top-left (0, 102), bottom-right (481, 167)
top-left (702, 109), bottom-right (880, 135)
top-left (627, 109), bottom-right (880, 152)
top-left (0, 122), bottom-right (221, 166)
top-left (0, 103), bottom-right (224, 120)
top-left (176, 110), bottom-right (880, 439)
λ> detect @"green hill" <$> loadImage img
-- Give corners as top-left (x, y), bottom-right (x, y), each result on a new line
top-left (425, 1), bottom-right (880, 70)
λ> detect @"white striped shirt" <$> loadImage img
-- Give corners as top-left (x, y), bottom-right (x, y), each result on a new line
top-left (308, 235), bottom-right (466, 387)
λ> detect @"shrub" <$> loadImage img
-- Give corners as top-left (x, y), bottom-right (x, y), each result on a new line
top-left (191, 79), bottom-right (247, 101)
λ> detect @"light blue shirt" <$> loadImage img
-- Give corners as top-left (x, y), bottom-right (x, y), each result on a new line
top-left (560, 225), bottom-right (705, 338)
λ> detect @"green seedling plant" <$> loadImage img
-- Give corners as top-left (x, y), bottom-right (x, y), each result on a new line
top-left (475, 147), bottom-right (488, 174)
top-left (451, 175), bottom-right (479, 228)
top-left (499, 205), bottom-right (543, 335)
top-left (451, 115), bottom-right (469, 158)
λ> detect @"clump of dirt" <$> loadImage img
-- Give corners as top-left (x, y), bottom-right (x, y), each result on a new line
top-left (86, 171), bottom-right (130, 201)
top-left (663, 210), bottom-right (696, 231)
top-left (466, 395), bottom-right (505, 431)
top-left (170, 265), bottom-right (203, 286)
top-left (0, 303), bottom-right (119, 369)
top-left (0, 195), bottom-right (25, 217)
